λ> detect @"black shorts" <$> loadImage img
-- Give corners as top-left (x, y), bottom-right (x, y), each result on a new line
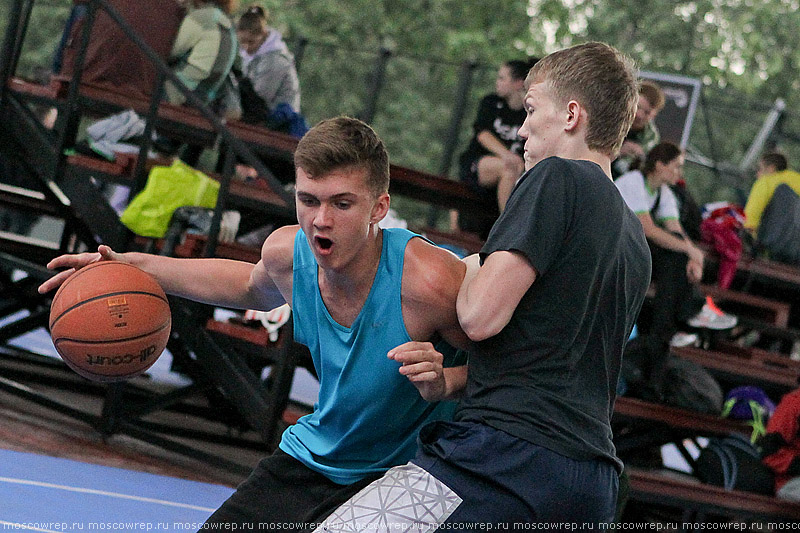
top-left (459, 157), bottom-right (482, 190)
top-left (201, 449), bottom-right (381, 531)
top-left (457, 157), bottom-right (499, 239)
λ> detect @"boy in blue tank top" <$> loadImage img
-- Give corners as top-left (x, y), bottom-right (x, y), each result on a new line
top-left (39, 117), bottom-right (470, 528)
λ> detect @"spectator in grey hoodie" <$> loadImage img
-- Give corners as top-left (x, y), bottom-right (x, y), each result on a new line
top-left (236, 5), bottom-right (301, 115)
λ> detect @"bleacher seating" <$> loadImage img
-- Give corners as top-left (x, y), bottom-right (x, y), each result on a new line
top-left (627, 467), bottom-right (800, 522)
top-left (613, 336), bottom-right (800, 524)
top-left (7, 76), bottom-right (496, 227)
top-left (700, 284), bottom-right (791, 328)
top-left (672, 344), bottom-right (800, 393)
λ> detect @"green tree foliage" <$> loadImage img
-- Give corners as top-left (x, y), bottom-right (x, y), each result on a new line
top-left (265, 0), bottom-right (536, 223)
top-left (2, 0), bottom-right (73, 81)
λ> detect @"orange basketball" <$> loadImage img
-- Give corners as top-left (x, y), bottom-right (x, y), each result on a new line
top-left (49, 261), bottom-right (171, 382)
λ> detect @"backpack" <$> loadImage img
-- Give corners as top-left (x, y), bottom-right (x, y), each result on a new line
top-left (671, 183), bottom-right (703, 242)
top-left (758, 183), bottom-right (800, 265)
top-left (721, 385), bottom-right (775, 442)
top-left (657, 357), bottom-right (724, 415)
top-left (693, 434), bottom-right (775, 495)
top-left (723, 386), bottom-right (776, 420)
top-left (621, 335), bottom-right (723, 415)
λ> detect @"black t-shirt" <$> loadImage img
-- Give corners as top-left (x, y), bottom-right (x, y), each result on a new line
top-left (455, 157), bottom-right (651, 472)
top-left (459, 94), bottom-right (526, 166)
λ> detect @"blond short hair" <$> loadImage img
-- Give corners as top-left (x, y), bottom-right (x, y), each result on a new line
top-left (639, 80), bottom-right (665, 112)
top-left (526, 42), bottom-right (639, 156)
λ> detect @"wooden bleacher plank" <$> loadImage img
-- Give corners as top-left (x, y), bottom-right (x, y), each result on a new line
top-left (227, 120), bottom-right (300, 154)
top-left (671, 345), bottom-right (800, 391)
top-left (0, 234), bottom-right (62, 264)
top-left (701, 284), bottom-right (791, 328)
top-left (627, 467), bottom-right (800, 521)
top-left (174, 233), bottom-right (261, 263)
top-left (0, 183), bottom-right (59, 215)
top-left (699, 241), bottom-right (800, 289)
top-left (7, 77), bottom-right (61, 99)
top-left (739, 254), bottom-right (800, 286)
top-left (50, 76), bottom-right (216, 131)
top-left (714, 341), bottom-right (800, 373)
top-left (205, 319), bottom-right (272, 351)
top-left (614, 396), bottom-right (749, 437)
top-left (388, 164), bottom-right (494, 214)
top-left (66, 153), bottom-right (127, 176)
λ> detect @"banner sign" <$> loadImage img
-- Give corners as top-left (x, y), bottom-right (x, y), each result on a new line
top-left (640, 70), bottom-right (702, 149)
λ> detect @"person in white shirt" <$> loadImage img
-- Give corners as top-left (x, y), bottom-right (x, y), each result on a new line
top-left (616, 142), bottom-right (737, 347)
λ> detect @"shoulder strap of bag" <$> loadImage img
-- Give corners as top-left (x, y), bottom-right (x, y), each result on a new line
top-left (649, 186), bottom-right (662, 219)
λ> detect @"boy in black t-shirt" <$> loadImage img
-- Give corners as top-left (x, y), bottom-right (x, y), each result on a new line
top-left (315, 42), bottom-right (651, 529)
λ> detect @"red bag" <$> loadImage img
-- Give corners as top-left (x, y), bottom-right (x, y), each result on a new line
top-left (700, 204), bottom-right (745, 289)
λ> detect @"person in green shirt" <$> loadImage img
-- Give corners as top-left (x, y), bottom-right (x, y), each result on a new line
top-left (612, 80), bottom-right (665, 178)
top-left (166, 0), bottom-right (238, 108)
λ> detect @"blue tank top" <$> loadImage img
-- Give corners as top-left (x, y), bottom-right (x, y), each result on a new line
top-left (279, 227), bottom-right (458, 484)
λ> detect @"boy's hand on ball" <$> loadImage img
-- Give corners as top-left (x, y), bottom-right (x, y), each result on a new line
top-left (38, 245), bottom-right (123, 294)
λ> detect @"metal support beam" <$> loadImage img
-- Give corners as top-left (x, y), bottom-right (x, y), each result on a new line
top-left (740, 98), bottom-right (786, 173)
top-left (427, 60), bottom-right (478, 227)
top-left (360, 47), bottom-right (392, 124)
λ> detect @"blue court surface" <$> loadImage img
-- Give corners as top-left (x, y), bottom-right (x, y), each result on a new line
top-left (0, 449), bottom-right (234, 532)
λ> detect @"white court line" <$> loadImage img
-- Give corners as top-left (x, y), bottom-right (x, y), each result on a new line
top-left (0, 476), bottom-right (216, 512)
top-left (0, 521), bottom-right (65, 533)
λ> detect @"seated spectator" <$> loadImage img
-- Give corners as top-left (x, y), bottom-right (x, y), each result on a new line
top-left (190, 5), bottom-right (305, 191)
top-left (743, 151), bottom-right (800, 233)
top-left (158, 0), bottom-right (241, 164)
top-left (761, 388), bottom-right (800, 501)
top-left (612, 80), bottom-right (665, 178)
top-left (56, 0), bottom-right (185, 99)
top-left (165, 0), bottom-right (239, 109)
top-left (235, 5), bottom-right (306, 136)
top-left (455, 59), bottom-right (533, 238)
top-left (615, 142), bottom-right (737, 347)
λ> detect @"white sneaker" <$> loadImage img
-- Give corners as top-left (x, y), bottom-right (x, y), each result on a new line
top-left (687, 303), bottom-right (738, 330)
top-left (670, 332), bottom-right (699, 347)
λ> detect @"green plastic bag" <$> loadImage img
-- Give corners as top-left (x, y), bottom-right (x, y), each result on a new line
top-left (120, 159), bottom-right (219, 238)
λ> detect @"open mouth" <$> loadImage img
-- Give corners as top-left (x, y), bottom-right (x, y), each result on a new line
top-left (315, 236), bottom-right (333, 251)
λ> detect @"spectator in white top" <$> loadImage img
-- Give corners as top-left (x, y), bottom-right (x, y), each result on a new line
top-left (616, 142), bottom-right (737, 347)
